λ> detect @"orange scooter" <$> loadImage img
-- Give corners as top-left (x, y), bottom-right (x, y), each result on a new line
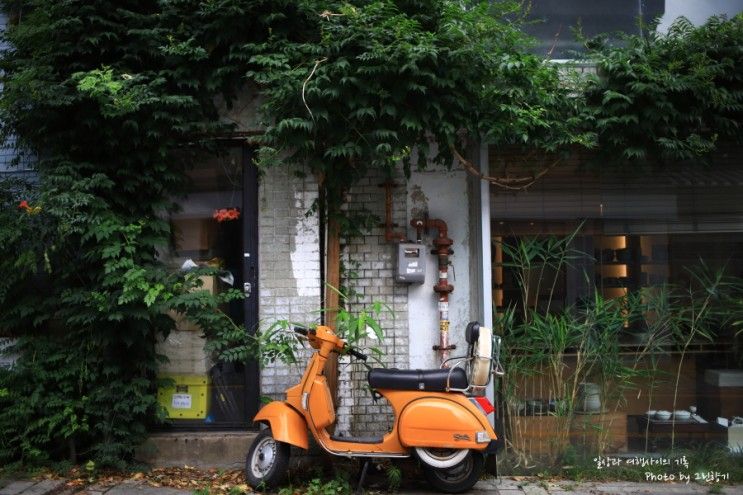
top-left (245, 322), bottom-right (503, 493)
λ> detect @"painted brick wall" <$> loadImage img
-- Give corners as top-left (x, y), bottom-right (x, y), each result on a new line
top-left (258, 166), bottom-right (321, 400)
top-left (0, 13), bottom-right (34, 177)
top-left (256, 163), bottom-right (411, 435)
top-left (337, 167), bottom-right (410, 436)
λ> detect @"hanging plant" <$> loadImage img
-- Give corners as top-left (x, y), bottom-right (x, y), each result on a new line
top-left (212, 207), bottom-right (240, 222)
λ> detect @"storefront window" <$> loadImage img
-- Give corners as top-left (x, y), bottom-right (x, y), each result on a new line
top-left (490, 146), bottom-right (743, 458)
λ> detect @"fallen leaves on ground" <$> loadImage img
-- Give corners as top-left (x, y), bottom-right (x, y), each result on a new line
top-left (30, 465), bottom-right (252, 494)
top-left (58, 467), bottom-right (136, 492)
top-left (143, 466), bottom-right (251, 494)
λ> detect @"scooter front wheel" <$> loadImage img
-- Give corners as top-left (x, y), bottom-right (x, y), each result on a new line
top-left (245, 427), bottom-right (290, 489)
top-left (421, 450), bottom-right (484, 494)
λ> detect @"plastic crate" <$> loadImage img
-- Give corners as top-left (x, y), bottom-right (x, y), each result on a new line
top-left (158, 374), bottom-right (210, 419)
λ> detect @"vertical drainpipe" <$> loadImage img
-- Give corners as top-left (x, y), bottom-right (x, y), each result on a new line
top-left (411, 218), bottom-right (455, 365)
top-left (382, 180), bottom-right (406, 243)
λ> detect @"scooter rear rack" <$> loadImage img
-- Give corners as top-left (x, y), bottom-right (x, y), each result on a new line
top-left (441, 334), bottom-right (504, 394)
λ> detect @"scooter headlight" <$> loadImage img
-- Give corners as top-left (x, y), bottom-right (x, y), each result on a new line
top-left (476, 431), bottom-right (490, 443)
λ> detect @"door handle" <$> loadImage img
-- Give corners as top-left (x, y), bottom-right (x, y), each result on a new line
top-left (243, 282), bottom-right (252, 298)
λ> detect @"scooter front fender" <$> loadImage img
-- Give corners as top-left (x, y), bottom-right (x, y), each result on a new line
top-left (254, 401), bottom-right (309, 450)
top-left (398, 396), bottom-right (496, 451)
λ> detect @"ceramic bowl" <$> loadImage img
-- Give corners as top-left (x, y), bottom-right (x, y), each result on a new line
top-left (673, 410), bottom-right (691, 420)
top-left (646, 409), bottom-right (657, 417)
top-left (655, 410), bottom-right (672, 420)
top-left (526, 399), bottom-right (547, 415)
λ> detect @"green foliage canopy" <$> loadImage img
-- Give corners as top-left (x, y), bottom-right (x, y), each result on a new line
top-left (0, 0), bottom-right (297, 466)
top-left (252, 1), bottom-right (587, 209)
top-left (584, 15), bottom-right (743, 163)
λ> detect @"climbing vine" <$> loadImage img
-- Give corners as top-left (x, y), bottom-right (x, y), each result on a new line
top-left (584, 15), bottom-right (743, 164)
top-left (250, 1), bottom-right (587, 208)
top-left (0, 0), bottom-right (296, 467)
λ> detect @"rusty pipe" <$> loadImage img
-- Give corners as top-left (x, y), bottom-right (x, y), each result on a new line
top-left (382, 181), bottom-right (406, 243)
top-left (411, 218), bottom-right (455, 365)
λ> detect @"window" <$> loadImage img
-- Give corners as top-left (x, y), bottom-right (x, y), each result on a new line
top-left (520, 0), bottom-right (662, 58)
top-left (490, 145), bottom-right (743, 456)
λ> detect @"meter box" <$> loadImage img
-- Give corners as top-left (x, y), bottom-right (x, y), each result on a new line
top-left (396, 243), bottom-right (426, 283)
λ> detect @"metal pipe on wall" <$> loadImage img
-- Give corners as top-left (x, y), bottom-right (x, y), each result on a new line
top-left (382, 180), bottom-right (406, 243)
top-left (411, 218), bottom-right (455, 365)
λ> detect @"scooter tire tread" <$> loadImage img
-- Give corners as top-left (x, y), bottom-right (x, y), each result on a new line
top-left (245, 428), bottom-right (291, 490)
top-left (421, 450), bottom-right (485, 494)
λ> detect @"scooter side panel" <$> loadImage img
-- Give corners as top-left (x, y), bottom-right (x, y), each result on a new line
top-left (254, 401), bottom-right (309, 450)
top-left (397, 396), bottom-right (495, 450)
top-left (308, 376), bottom-right (335, 430)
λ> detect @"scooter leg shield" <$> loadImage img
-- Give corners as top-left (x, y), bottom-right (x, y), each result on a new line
top-left (254, 401), bottom-right (309, 450)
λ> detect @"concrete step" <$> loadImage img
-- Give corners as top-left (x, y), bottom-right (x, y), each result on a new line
top-left (0, 480), bottom-right (65, 495)
top-left (135, 431), bottom-right (258, 469)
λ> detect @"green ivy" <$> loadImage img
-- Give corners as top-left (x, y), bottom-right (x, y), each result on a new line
top-left (584, 15), bottom-right (743, 163)
top-left (250, 1), bottom-right (585, 215)
top-left (0, 0), bottom-right (283, 467)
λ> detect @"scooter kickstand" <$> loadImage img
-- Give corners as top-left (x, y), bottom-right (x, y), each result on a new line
top-left (355, 460), bottom-right (370, 495)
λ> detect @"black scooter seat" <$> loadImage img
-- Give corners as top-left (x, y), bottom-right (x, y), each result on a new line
top-left (368, 367), bottom-right (468, 392)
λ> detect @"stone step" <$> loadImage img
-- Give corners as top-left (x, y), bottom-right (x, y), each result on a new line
top-left (135, 431), bottom-right (258, 469)
top-left (0, 480), bottom-right (65, 495)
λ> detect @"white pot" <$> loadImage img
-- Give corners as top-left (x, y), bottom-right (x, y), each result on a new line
top-left (578, 382), bottom-right (601, 412)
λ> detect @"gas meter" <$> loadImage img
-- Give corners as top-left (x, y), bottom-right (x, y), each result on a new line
top-left (396, 243), bottom-right (426, 283)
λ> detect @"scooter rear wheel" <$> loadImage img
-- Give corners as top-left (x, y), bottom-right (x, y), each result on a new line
top-left (245, 427), bottom-right (290, 489)
top-left (421, 450), bottom-right (484, 494)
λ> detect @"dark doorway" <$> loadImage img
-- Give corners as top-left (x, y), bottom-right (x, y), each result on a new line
top-left (162, 143), bottom-right (259, 429)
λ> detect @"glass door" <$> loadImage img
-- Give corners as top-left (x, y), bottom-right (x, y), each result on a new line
top-left (159, 144), bottom-right (259, 429)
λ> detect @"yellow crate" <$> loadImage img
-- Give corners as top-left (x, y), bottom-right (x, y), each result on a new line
top-left (158, 374), bottom-right (210, 419)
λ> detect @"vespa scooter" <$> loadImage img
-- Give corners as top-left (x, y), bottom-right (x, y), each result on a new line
top-left (245, 321), bottom-right (503, 493)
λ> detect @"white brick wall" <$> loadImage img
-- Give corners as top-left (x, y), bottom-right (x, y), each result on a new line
top-left (337, 167), bottom-right (410, 436)
top-left (258, 166), bottom-right (321, 400)
top-left (257, 164), bottom-right (466, 437)
top-left (257, 163), bottom-right (413, 433)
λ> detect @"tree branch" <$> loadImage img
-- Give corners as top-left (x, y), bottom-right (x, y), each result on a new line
top-left (450, 144), bottom-right (560, 191)
top-left (302, 57), bottom-right (328, 121)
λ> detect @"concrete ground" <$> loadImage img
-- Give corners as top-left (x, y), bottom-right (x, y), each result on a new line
top-left (2, 477), bottom-right (743, 495)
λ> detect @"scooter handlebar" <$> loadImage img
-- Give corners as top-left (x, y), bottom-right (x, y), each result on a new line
top-left (346, 346), bottom-right (368, 362)
top-left (293, 326), bottom-right (310, 336)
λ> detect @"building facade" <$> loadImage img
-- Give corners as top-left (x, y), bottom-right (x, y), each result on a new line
top-left (2, 1), bottom-right (742, 465)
